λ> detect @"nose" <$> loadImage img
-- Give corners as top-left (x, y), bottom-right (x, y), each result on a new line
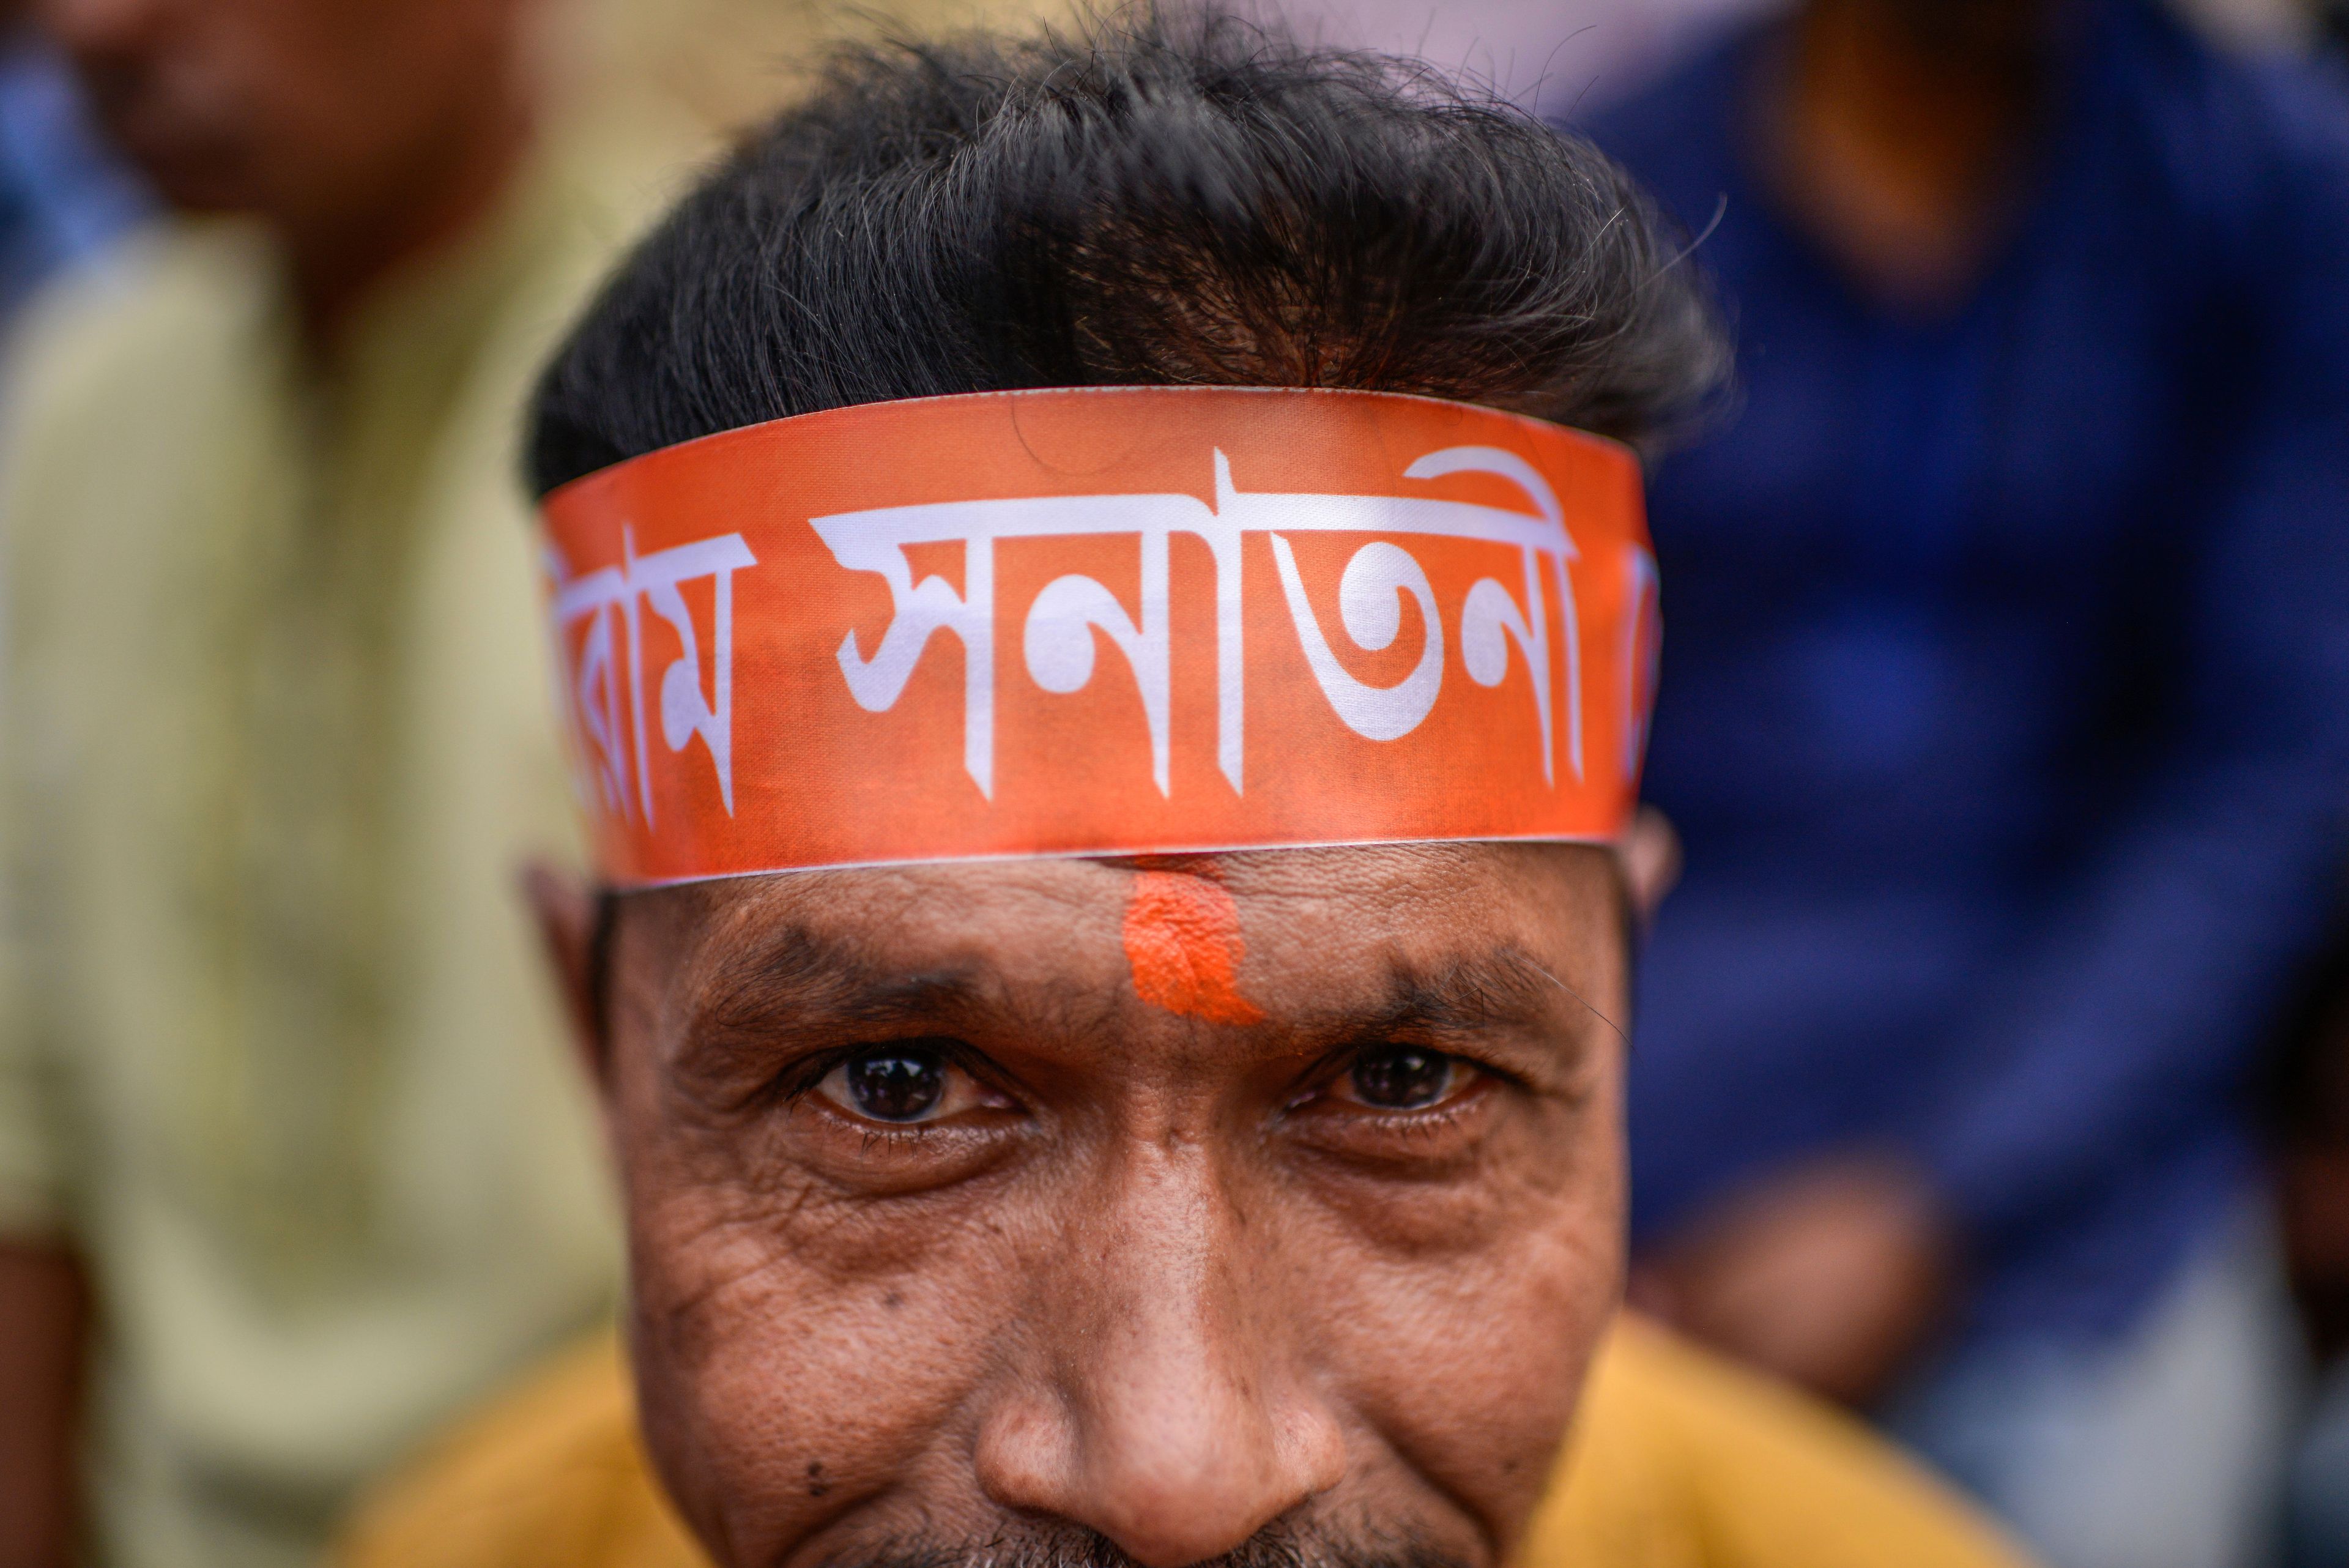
top-left (973, 1137), bottom-right (1348, 1567)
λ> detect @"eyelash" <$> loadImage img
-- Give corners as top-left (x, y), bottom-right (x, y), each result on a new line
top-left (781, 1038), bottom-right (1011, 1133)
top-left (854, 1121), bottom-right (944, 1153)
top-left (1277, 1045), bottom-right (1462, 1114)
top-left (757, 1049), bottom-right (947, 1156)
top-left (765, 1048), bottom-right (853, 1109)
top-left (767, 1039), bottom-right (1510, 1135)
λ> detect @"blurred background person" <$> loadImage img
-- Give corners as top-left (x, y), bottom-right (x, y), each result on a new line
top-left (1562, 2), bottom-right (2349, 1567)
top-left (0, 0), bottom-right (664, 1563)
top-left (0, 0), bottom-right (138, 335)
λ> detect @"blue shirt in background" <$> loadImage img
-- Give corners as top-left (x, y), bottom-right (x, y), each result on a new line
top-left (0, 34), bottom-right (141, 327)
top-left (1584, 0), bottom-right (2349, 1345)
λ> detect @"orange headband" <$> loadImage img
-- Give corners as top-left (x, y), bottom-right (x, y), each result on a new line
top-left (540, 387), bottom-right (1657, 886)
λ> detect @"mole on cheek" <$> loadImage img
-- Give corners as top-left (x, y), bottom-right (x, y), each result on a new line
top-left (1121, 870), bottom-right (1264, 1025)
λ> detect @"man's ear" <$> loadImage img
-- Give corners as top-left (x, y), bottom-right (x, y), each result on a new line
top-left (522, 859), bottom-right (614, 1093)
top-left (1619, 806), bottom-right (1683, 929)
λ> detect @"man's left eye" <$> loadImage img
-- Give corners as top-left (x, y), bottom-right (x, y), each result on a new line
top-left (1337, 1046), bottom-right (1466, 1110)
top-left (814, 1042), bottom-right (998, 1126)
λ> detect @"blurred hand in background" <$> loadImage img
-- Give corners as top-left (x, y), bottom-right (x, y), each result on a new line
top-left (1633, 1156), bottom-right (1958, 1408)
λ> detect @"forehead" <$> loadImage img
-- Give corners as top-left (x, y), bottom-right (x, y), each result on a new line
top-left (621, 842), bottom-right (1624, 1009)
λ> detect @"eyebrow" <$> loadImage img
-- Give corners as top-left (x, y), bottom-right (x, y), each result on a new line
top-left (683, 917), bottom-right (1620, 1065)
top-left (694, 918), bottom-right (994, 1038)
top-left (1345, 945), bottom-right (1588, 1038)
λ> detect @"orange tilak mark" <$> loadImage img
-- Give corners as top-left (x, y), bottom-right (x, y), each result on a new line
top-left (1121, 871), bottom-right (1265, 1025)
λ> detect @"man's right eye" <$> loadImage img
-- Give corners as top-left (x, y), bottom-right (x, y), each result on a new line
top-left (842, 1047), bottom-right (945, 1120)
top-left (1346, 1045), bottom-right (1458, 1109)
top-left (813, 1042), bottom-right (1000, 1126)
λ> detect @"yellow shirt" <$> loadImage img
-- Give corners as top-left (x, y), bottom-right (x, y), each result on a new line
top-left (0, 151), bottom-right (661, 1568)
top-left (336, 1321), bottom-right (2033, 1568)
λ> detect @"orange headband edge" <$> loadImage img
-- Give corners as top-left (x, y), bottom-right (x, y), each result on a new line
top-left (540, 385), bottom-right (1658, 887)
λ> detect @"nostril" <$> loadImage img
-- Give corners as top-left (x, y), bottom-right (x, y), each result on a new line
top-left (976, 1376), bottom-right (1348, 1568)
top-left (1082, 1485), bottom-right (1295, 1567)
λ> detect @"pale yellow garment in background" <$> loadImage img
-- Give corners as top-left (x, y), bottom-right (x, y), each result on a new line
top-left (336, 1317), bottom-right (2036, 1568)
top-left (0, 143), bottom-right (671, 1568)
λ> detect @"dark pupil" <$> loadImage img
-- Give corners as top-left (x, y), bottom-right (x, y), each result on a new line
top-left (1351, 1047), bottom-right (1452, 1109)
top-left (845, 1049), bottom-right (946, 1121)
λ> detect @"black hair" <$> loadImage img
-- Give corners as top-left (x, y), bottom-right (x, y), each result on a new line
top-left (527, 5), bottom-right (1725, 496)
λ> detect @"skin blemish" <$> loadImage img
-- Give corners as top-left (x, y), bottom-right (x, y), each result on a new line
top-left (1121, 869), bottom-right (1265, 1025)
top-left (806, 1459), bottom-right (829, 1498)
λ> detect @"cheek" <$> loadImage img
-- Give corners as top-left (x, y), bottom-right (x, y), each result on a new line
top-left (625, 1174), bottom-right (1016, 1565)
top-left (1312, 1104), bottom-right (1625, 1548)
top-left (615, 1052), bottom-right (1053, 1568)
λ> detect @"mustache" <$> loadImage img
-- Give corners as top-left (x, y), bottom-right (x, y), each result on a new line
top-left (825, 1519), bottom-right (1469, 1568)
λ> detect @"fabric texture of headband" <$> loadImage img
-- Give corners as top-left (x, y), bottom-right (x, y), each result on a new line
top-left (540, 386), bottom-right (1657, 886)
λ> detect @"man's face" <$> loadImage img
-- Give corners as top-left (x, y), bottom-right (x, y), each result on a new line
top-left (40, 0), bottom-right (530, 221)
top-left (584, 842), bottom-right (1628, 1568)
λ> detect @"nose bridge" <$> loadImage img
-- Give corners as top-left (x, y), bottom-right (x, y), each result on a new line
top-left (1085, 1131), bottom-right (1257, 1421)
top-left (974, 1127), bottom-right (1346, 1566)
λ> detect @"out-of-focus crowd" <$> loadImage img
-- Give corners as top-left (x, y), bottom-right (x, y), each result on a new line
top-left (0, 1), bottom-right (2343, 1567)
